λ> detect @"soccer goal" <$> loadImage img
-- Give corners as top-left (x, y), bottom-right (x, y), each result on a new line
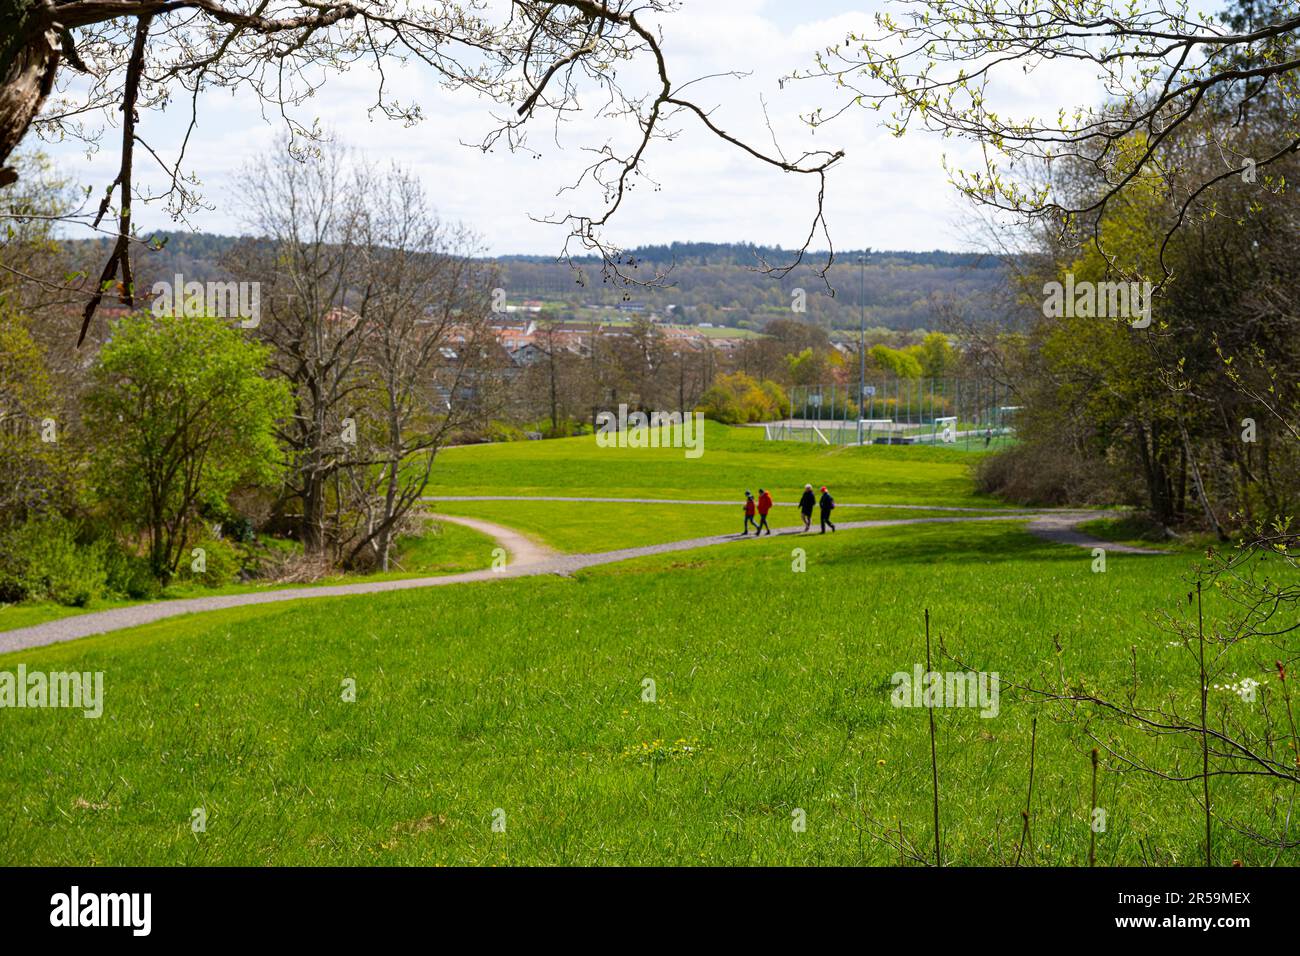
top-left (856, 419), bottom-right (893, 445)
top-left (932, 416), bottom-right (959, 444)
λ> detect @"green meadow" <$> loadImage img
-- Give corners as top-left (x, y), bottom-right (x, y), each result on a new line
top-left (423, 422), bottom-right (1012, 505)
top-left (0, 427), bottom-right (1283, 866)
top-left (432, 499), bottom-right (972, 552)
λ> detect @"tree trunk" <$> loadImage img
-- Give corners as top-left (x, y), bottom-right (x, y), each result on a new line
top-left (1176, 442), bottom-right (1187, 521)
top-left (0, 4), bottom-right (61, 186)
top-left (1178, 421), bottom-right (1226, 539)
top-left (377, 406), bottom-right (402, 571)
top-left (299, 387), bottom-right (328, 555)
top-left (549, 352), bottom-right (559, 434)
top-left (301, 477), bottom-right (325, 554)
top-left (376, 463), bottom-right (399, 572)
top-left (1134, 420), bottom-right (1175, 526)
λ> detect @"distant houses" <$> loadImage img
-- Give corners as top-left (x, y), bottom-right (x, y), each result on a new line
top-left (482, 315), bottom-right (748, 367)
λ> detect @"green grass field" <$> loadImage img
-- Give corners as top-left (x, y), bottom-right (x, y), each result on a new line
top-left (0, 426), bottom-right (1285, 866)
top-left (432, 499), bottom-right (974, 552)
top-left (425, 421), bottom-right (1015, 505)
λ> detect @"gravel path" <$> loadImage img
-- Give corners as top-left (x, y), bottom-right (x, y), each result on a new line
top-left (1024, 512), bottom-right (1169, 555)
top-left (0, 506), bottom-right (1164, 654)
top-left (435, 513), bottom-right (557, 565)
top-left (0, 514), bottom-right (557, 656)
top-left (428, 494), bottom-right (1069, 513)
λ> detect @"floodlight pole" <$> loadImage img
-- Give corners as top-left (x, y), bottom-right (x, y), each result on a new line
top-left (857, 252), bottom-right (867, 445)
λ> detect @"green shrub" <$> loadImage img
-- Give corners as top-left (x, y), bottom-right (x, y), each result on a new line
top-left (485, 420), bottom-right (526, 443)
top-left (174, 534), bottom-right (241, 588)
top-left (696, 385), bottom-right (744, 424)
top-left (522, 418), bottom-right (594, 438)
top-left (223, 515), bottom-right (257, 544)
top-left (0, 570), bottom-right (25, 604)
top-left (198, 501), bottom-right (258, 545)
top-left (0, 515), bottom-right (108, 607)
top-left (102, 543), bottom-right (161, 600)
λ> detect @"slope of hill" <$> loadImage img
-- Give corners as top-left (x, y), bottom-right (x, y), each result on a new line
top-left (59, 234), bottom-right (1005, 332)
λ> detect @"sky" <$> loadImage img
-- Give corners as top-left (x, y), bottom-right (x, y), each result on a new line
top-left (38, 0), bottom-right (1106, 256)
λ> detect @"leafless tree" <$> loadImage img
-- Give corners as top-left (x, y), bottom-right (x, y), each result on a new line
top-left (340, 163), bottom-right (499, 570)
top-left (524, 316), bottom-right (577, 435)
top-left (229, 141), bottom-right (502, 567)
top-left (226, 140), bottom-right (372, 556)
top-left (603, 314), bottom-right (665, 410)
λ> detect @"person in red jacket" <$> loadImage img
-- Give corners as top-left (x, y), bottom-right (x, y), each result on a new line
top-left (742, 491), bottom-right (759, 535)
top-left (756, 488), bottom-right (774, 535)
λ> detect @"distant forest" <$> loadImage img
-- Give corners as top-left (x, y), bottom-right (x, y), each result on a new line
top-left (62, 234), bottom-right (1007, 332)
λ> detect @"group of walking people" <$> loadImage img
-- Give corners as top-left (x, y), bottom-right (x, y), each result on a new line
top-left (742, 485), bottom-right (836, 535)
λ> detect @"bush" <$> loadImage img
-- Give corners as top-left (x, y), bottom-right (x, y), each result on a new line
top-left (198, 502), bottom-right (258, 545)
top-left (484, 420), bottom-right (526, 443)
top-left (224, 515), bottom-right (257, 544)
top-left (0, 571), bottom-right (24, 605)
top-left (102, 543), bottom-right (161, 600)
top-left (697, 372), bottom-right (787, 423)
top-left (695, 384), bottom-right (744, 424)
top-left (174, 534), bottom-right (241, 589)
top-left (221, 534), bottom-right (303, 583)
top-left (759, 380), bottom-right (790, 419)
top-left (526, 418), bottom-right (591, 438)
top-left (0, 516), bottom-right (108, 607)
top-left (974, 442), bottom-right (1127, 508)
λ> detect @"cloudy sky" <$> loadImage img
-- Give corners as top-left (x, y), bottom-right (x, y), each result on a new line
top-left (41, 0), bottom-right (1105, 255)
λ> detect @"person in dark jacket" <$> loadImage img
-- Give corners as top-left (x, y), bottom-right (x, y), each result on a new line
top-left (798, 484), bottom-right (815, 531)
top-left (742, 491), bottom-right (759, 535)
top-left (818, 486), bottom-right (836, 533)
top-left (756, 489), bottom-right (774, 535)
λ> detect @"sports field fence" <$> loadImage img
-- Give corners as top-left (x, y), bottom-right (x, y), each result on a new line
top-left (763, 377), bottom-right (1019, 451)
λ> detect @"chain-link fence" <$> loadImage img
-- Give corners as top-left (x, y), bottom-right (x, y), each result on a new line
top-left (763, 378), bottom-right (1018, 451)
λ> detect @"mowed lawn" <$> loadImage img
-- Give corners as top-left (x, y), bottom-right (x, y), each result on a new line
top-left (423, 421), bottom-right (1016, 506)
top-left (1, 516), bottom-right (1283, 866)
top-left (433, 499), bottom-right (976, 552)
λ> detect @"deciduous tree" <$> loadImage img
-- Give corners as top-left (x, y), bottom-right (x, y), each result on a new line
top-left (85, 309), bottom-right (290, 579)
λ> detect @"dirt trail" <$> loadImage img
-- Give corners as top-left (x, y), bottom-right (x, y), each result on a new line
top-left (435, 513), bottom-right (556, 565)
top-left (0, 508), bottom-right (1164, 654)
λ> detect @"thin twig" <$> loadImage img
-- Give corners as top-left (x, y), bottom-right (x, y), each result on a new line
top-left (925, 608), bottom-right (941, 867)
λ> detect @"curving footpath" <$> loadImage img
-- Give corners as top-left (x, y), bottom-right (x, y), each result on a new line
top-left (427, 494), bottom-right (1063, 513)
top-left (0, 507), bottom-right (1165, 654)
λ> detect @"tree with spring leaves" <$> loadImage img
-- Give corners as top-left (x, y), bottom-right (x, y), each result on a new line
top-left (84, 308), bottom-right (291, 580)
